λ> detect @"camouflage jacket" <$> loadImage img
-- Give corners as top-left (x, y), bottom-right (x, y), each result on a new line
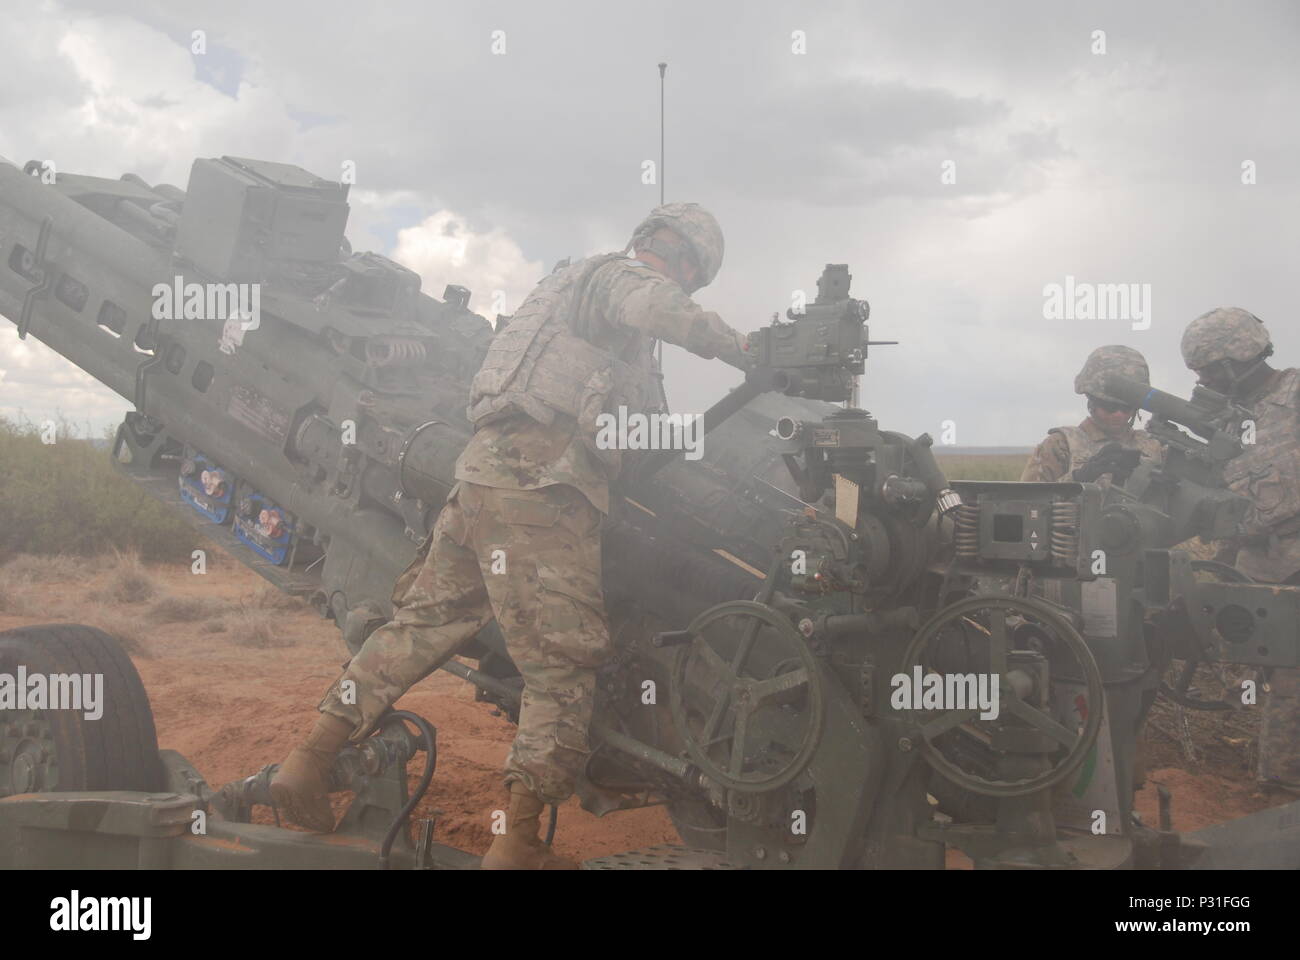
top-left (1220, 367), bottom-right (1300, 583)
top-left (455, 255), bottom-right (741, 514)
top-left (1019, 417), bottom-right (1163, 486)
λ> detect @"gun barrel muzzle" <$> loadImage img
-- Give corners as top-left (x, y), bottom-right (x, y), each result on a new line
top-left (1105, 375), bottom-right (1208, 429)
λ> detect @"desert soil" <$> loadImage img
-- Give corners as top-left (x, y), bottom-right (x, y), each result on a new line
top-left (0, 547), bottom-right (1291, 865)
top-left (0, 549), bottom-right (675, 861)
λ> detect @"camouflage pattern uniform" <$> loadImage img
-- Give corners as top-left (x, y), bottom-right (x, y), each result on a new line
top-left (1019, 419), bottom-right (1164, 484)
top-left (317, 204), bottom-right (744, 805)
top-left (1020, 345), bottom-right (1163, 485)
top-left (1183, 308), bottom-right (1300, 789)
top-left (1021, 346), bottom-right (1164, 788)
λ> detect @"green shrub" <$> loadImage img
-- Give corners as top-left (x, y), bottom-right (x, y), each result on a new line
top-left (0, 417), bottom-right (198, 562)
top-left (935, 454), bottom-right (1030, 481)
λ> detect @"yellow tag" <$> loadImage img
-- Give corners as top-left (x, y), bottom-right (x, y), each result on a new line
top-left (834, 474), bottom-right (859, 529)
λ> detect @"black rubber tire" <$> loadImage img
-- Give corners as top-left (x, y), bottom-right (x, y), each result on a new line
top-left (0, 624), bottom-right (163, 796)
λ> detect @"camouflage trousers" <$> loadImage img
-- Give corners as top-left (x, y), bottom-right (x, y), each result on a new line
top-left (318, 480), bottom-right (610, 805)
top-left (1255, 568), bottom-right (1300, 789)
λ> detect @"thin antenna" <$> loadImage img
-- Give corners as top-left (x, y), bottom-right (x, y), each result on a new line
top-left (658, 62), bottom-right (667, 205)
top-left (654, 61), bottom-right (668, 407)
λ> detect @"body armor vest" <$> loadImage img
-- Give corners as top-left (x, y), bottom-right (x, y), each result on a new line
top-left (1223, 368), bottom-right (1300, 539)
top-left (466, 254), bottom-right (661, 471)
top-left (1048, 423), bottom-right (1161, 488)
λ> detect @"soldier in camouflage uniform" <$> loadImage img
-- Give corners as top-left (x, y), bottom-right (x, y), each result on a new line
top-left (1181, 308), bottom-right (1300, 793)
top-left (1020, 345), bottom-right (1164, 485)
top-left (1021, 345), bottom-right (1165, 787)
top-left (270, 204), bottom-right (749, 868)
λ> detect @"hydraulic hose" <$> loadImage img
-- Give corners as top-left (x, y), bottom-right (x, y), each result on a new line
top-left (379, 710), bottom-right (438, 869)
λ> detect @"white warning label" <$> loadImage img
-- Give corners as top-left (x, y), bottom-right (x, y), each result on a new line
top-left (1081, 577), bottom-right (1118, 637)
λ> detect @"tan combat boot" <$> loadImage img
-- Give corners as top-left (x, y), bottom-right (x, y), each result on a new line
top-left (269, 713), bottom-right (353, 832)
top-left (480, 781), bottom-right (579, 870)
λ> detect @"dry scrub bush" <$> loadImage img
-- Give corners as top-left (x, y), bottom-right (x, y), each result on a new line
top-left (0, 553), bottom-right (95, 582)
top-left (99, 551), bottom-right (159, 605)
top-left (80, 611), bottom-right (150, 656)
top-left (0, 568), bottom-right (37, 616)
top-left (147, 595), bottom-right (231, 624)
top-left (228, 610), bottom-right (294, 648)
top-left (247, 585), bottom-right (308, 612)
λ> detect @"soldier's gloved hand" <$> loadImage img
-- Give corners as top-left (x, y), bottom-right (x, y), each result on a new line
top-left (1072, 442), bottom-right (1141, 484)
top-left (716, 328), bottom-right (751, 371)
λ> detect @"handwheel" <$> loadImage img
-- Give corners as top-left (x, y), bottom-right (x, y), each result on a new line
top-left (668, 600), bottom-right (826, 793)
top-left (900, 595), bottom-right (1104, 798)
top-left (1157, 560), bottom-right (1253, 712)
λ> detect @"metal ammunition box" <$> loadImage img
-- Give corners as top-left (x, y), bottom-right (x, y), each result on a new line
top-left (175, 156), bottom-right (350, 279)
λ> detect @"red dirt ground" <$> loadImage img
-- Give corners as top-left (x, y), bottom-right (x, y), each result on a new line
top-left (0, 551), bottom-right (674, 861)
top-left (2, 549), bottom-right (1292, 865)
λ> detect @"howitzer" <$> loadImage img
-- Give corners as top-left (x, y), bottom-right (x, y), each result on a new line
top-left (1101, 373), bottom-right (1298, 711)
top-left (1100, 373), bottom-right (1255, 542)
top-left (2, 153), bottom-right (1299, 870)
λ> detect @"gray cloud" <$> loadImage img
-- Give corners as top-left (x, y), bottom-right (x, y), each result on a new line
top-left (1, 0), bottom-right (1297, 443)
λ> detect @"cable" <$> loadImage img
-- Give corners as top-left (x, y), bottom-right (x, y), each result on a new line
top-left (379, 710), bottom-right (437, 869)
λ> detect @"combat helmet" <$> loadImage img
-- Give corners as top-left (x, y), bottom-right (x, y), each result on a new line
top-left (629, 202), bottom-right (724, 291)
top-left (1180, 307), bottom-right (1272, 370)
top-left (1075, 345), bottom-right (1150, 406)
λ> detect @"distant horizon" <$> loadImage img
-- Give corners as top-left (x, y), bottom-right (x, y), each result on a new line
top-left (39, 433), bottom-right (1036, 456)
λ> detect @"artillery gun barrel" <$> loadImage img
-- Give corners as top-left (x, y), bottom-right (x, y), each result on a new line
top-left (1104, 374), bottom-right (1224, 439)
top-left (0, 160), bottom-right (167, 401)
top-left (0, 153), bottom-right (837, 661)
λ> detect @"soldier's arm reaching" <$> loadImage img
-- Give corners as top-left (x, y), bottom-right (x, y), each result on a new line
top-left (604, 266), bottom-right (749, 369)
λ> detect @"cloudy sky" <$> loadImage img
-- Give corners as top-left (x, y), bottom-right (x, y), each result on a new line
top-left (1, 0), bottom-right (1296, 443)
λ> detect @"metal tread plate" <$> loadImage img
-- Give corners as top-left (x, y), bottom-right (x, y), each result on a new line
top-left (581, 844), bottom-right (738, 870)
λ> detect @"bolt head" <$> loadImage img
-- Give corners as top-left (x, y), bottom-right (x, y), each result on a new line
top-left (898, 737), bottom-right (913, 752)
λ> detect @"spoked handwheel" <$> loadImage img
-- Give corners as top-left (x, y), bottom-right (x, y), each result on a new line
top-left (1158, 560), bottom-right (1254, 712)
top-left (899, 595), bottom-right (1104, 797)
top-left (668, 601), bottom-right (826, 794)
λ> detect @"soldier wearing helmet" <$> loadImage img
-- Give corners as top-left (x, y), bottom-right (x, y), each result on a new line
top-left (270, 204), bottom-right (749, 866)
top-left (1181, 307), bottom-right (1300, 794)
top-left (1020, 345), bottom-right (1164, 486)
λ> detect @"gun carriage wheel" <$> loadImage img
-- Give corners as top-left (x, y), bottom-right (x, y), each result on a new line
top-left (0, 625), bottom-right (163, 797)
top-left (1157, 560), bottom-right (1254, 712)
top-left (668, 600), bottom-right (826, 794)
top-left (900, 595), bottom-right (1104, 798)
